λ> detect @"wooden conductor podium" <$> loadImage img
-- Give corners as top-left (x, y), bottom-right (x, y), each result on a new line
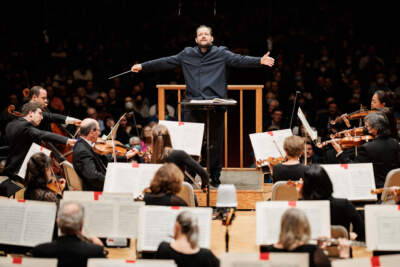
top-left (157, 84), bottom-right (265, 209)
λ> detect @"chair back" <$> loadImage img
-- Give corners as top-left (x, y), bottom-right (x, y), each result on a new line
top-left (61, 160), bottom-right (83, 191)
top-left (176, 181), bottom-right (195, 206)
top-left (381, 168), bottom-right (400, 202)
top-left (271, 181), bottom-right (298, 201)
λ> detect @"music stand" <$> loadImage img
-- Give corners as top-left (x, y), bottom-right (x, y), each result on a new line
top-left (180, 99), bottom-right (237, 207)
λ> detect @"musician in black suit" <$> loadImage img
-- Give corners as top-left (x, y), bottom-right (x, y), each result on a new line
top-left (31, 201), bottom-right (106, 267)
top-left (72, 118), bottom-right (138, 191)
top-left (3, 102), bottom-right (76, 181)
top-left (29, 85), bottom-right (81, 131)
top-left (331, 112), bottom-right (400, 188)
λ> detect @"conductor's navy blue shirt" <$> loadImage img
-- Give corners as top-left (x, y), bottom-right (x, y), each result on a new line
top-left (141, 45), bottom-right (263, 99)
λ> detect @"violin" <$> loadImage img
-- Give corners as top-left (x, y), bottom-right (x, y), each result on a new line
top-left (47, 172), bottom-right (65, 195)
top-left (93, 139), bottom-right (142, 158)
top-left (286, 180), bottom-right (303, 191)
top-left (329, 108), bottom-right (377, 128)
top-left (318, 135), bottom-right (374, 149)
top-left (333, 127), bottom-right (366, 138)
top-left (7, 105), bottom-right (23, 117)
top-left (256, 156), bottom-right (285, 168)
top-left (370, 186), bottom-right (400, 194)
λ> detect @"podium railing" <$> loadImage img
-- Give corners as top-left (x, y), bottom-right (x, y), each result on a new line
top-left (157, 84), bottom-right (263, 168)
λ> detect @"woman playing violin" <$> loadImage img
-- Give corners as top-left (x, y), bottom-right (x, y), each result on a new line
top-left (24, 152), bottom-right (66, 207)
top-left (330, 112), bottom-right (400, 188)
top-left (272, 136), bottom-right (309, 183)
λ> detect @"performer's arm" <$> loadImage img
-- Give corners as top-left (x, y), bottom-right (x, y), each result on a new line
top-left (43, 111), bottom-right (81, 126)
top-left (224, 49), bottom-right (274, 68)
top-left (25, 126), bottom-right (75, 145)
top-left (131, 53), bottom-right (181, 73)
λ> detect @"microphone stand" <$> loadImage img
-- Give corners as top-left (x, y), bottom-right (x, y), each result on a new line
top-left (289, 91), bottom-right (301, 130)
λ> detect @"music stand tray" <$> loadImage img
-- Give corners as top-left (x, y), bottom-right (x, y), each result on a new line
top-left (180, 99), bottom-right (237, 207)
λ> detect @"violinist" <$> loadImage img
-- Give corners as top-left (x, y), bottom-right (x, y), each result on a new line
top-left (72, 118), bottom-right (139, 191)
top-left (272, 135), bottom-right (309, 183)
top-left (29, 86), bottom-right (81, 131)
top-left (2, 102), bottom-right (76, 192)
top-left (371, 90), bottom-right (399, 140)
top-left (24, 152), bottom-right (65, 207)
top-left (331, 112), bottom-right (400, 188)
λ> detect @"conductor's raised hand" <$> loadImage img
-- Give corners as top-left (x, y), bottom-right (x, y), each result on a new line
top-left (131, 64), bottom-right (142, 73)
top-left (261, 51), bottom-right (275, 67)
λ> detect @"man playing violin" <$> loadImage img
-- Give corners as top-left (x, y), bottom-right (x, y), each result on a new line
top-left (1, 102), bottom-right (76, 196)
top-left (72, 118), bottom-right (138, 191)
top-left (330, 112), bottom-right (400, 188)
top-left (29, 85), bottom-right (82, 131)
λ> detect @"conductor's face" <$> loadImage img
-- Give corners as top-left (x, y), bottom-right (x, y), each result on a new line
top-left (195, 27), bottom-right (213, 49)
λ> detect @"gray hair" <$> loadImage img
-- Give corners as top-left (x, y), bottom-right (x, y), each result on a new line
top-left (80, 118), bottom-right (98, 136)
top-left (57, 202), bottom-right (85, 235)
top-left (365, 112), bottom-right (391, 137)
top-left (176, 211), bottom-right (199, 248)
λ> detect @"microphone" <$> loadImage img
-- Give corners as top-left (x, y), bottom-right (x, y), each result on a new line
top-left (289, 91), bottom-right (301, 130)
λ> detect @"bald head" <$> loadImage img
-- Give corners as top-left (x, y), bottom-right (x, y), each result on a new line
top-left (80, 118), bottom-right (98, 136)
top-left (57, 202), bottom-right (84, 235)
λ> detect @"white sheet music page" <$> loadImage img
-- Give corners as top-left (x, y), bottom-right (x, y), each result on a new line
top-left (103, 163), bottom-right (162, 198)
top-left (137, 206), bottom-right (212, 252)
top-left (159, 120), bottom-right (204, 156)
top-left (256, 201), bottom-right (330, 245)
top-left (0, 199), bottom-right (56, 247)
top-left (220, 252), bottom-right (309, 267)
top-left (87, 259), bottom-right (177, 267)
top-left (332, 254), bottom-right (400, 267)
top-left (249, 129), bottom-right (292, 167)
top-left (365, 205), bottom-right (400, 251)
top-left (321, 163), bottom-right (377, 201)
top-left (297, 107), bottom-right (318, 141)
top-left (60, 199), bottom-right (144, 238)
top-left (0, 257), bottom-right (57, 267)
top-left (63, 191), bottom-right (133, 202)
top-left (17, 142), bottom-right (52, 179)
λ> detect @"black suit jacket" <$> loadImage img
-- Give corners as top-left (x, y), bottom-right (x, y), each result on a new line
top-left (4, 117), bottom-right (68, 177)
top-left (72, 138), bottom-right (108, 191)
top-left (39, 111), bottom-right (67, 132)
top-left (31, 235), bottom-right (106, 267)
top-left (338, 136), bottom-right (399, 188)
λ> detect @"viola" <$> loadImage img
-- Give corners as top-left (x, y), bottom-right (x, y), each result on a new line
top-left (256, 156), bottom-right (285, 168)
top-left (93, 139), bottom-right (135, 157)
top-left (286, 180), bottom-right (303, 191)
top-left (8, 105), bottom-right (23, 117)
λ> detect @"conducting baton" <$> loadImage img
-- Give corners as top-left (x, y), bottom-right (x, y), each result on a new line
top-left (108, 70), bottom-right (132, 80)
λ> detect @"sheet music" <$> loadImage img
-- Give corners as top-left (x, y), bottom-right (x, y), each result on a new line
top-left (190, 98), bottom-right (237, 104)
top-left (104, 113), bottom-right (127, 140)
top-left (60, 199), bottom-right (144, 238)
top-left (0, 199), bottom-right (56, 247)
top-left (63, 191), bottom-right (133, 202)
top-left (0, 257), bottom-right (57, 267)
top-left (249, 129), bottom-right (292, 167)
top-left (256, 201), bottom-right (330, 245)
top-left (365, 205), bottom-right (400, 251)
top-left (159, 120), bottom-right (204, 156)
top-left (17, 142), bottom-right (51, 179)
top-left (297, 107), bottom-right (318, 141)
top-left (332, 254), bottom-right (400, 267)
top-left (321, 163), bottom-right (377, 201)
top-left (220, 253), bottom-right (309, 267)
top-left (137, 206), bottom-right (212, 251)
top-left (103, 163), bottom-right (162, 198)
top-left (87, 259), bottom-right (177, 267)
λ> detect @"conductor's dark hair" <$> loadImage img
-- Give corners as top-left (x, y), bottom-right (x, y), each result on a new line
top-left (302, 164), bottom-right (333, 200)
top-left (21, 102), bottom-right (42, 116)
top-left (29, 86), bottom-right (45, 99)
top-left (196, 25), bottom-right (212, 35)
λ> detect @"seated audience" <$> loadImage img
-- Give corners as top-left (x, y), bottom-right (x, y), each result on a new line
top-left (24, 152), bottom-right (66, 207)
top-left (144, 163), bottom-right (188, 206)
top-left (260, 208), bottom-right (349, 267)
top-left (301, 165), bottom-right (365, 241)
top-left (272, 135), bottom-right (309, 182)
top-left (155, 211), bottom-right (219, 267)
top-left (31, 201), bottom-right (106, 267)
top-left (152, 124), bottom-right (208, 189)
